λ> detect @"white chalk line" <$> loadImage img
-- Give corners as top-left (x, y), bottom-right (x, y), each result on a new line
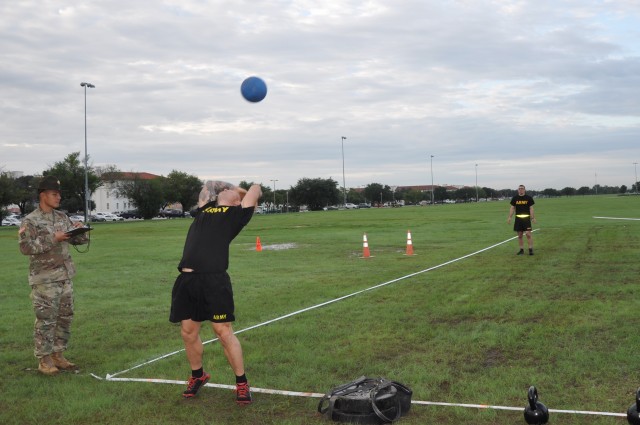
top-left (593, 216), bottom-right (640, 221)
top-left (104, 233), bottom-right (528, 379)
top-left (90, 375), bottom-right (626, 418)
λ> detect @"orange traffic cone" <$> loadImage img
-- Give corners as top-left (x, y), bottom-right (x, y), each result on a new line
top-left (256, 236), bottom-right (262, 252)
top-left (405, 230), bottom-right (414, 256)
top-left (362, 233), bottom-right (371, 258)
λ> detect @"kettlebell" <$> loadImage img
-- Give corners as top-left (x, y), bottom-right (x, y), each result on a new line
top-left (524, 386), bottom-right (549, 425)
top-left (627, 388), bottom-right (640, 425)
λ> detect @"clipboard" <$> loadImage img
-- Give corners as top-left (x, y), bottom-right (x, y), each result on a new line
top-left (65, 227), bottom-right (93, 237)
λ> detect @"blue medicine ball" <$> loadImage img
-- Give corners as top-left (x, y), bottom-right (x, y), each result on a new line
top-left (241, 76), bottom-right (267, 103)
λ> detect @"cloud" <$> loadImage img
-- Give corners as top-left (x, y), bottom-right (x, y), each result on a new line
top-left (0, 0), bottom-right (638, 191)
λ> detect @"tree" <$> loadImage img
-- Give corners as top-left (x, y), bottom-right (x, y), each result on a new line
top-left (0, 172), bottom-right (18, 220)
top-left (289, 178), bottom-right (340, 210)
top-left (347, 188), bottom-right (365, 204)
top-left (399, 188), bottom-right (423, 205)
top-left (452, 187), bottom-right (476, 202)
top-left (363, 183), bottom-right (393, 205)
top-left (12, 175), bottom-right (38, 215)
top-left (482, 187), bottom-right (497, 199)
top-left (433, 186), bottom-right (448, 203)
top-left (43, 152), bottom-right (101, 213)
top-left (560, 187), bottom-right (576, 197)
top-left (577, 186), bottom-right (591, 195)
top-left (542, 188), bottom-right (560, 197)
top-left (118, 175), bottom-right (166, 219)
top-left (238, 181), bottom-right (252, 191)
top-left (165, 170), bottom-right (202, 212)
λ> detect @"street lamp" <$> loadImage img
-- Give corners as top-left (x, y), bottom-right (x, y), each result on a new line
top-left (634, 162), bottom-right (638, 193)
top-left (80, 82), bottom-right (95, 223)
top-left (430, 155), bottom-right (434, 205)
top-left (475, 163), bottom-right (479, 202)
top-left (341, 136), bottom-right (347, 206)
top-left (270, 179), bottom-right (278, 211)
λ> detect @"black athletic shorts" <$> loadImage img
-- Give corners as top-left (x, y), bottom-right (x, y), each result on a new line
top-left (514, 217), bottom-right (532, 232)
top-left (169, 272), bottom-right (235, 323)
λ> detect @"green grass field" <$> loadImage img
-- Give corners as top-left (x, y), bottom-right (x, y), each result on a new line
top-left (1, 196), bottom-right (639, 425)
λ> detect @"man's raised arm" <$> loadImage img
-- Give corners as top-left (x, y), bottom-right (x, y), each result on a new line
top-left (241, 184), bottom-right (262, 208)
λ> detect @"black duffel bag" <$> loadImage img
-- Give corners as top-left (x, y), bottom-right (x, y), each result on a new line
top-left (318, 376), bottom-right (412, 424)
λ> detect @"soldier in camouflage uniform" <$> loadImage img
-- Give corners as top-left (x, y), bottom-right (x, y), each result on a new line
top-left (19, 176), bottom-right (89, 375)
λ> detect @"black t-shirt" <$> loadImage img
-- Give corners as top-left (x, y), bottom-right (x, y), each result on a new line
top-left (178, 202), bottom-right (254, 273)
top-left (510, 195), bottom-right (535, 216)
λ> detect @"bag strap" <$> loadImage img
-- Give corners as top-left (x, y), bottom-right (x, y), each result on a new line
top-left (390, 380), bottom-right (412, 396)
top-left (318, 395), bottom-right (340, 417)
top-left (370, 380), bottom-right (403, 423)
top-left (318, 376), bottom-right (370, 414)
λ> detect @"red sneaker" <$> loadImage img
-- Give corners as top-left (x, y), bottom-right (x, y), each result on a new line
top-left (235, 382), bottom-right (252, 405)
top-left (182, 372), bottom-right (211, 399)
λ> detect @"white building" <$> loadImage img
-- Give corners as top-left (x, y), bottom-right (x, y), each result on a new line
top-left (91, 172), bottom-right (160, 213)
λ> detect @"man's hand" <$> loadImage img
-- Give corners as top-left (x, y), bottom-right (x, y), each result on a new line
top-left (235, 186), bottom-right (248, 200)
top-left (54, 231), bottom-right (71, 242)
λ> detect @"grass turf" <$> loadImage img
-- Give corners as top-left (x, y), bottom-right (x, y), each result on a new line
top-left (0, 195), bottom-right (639, 424)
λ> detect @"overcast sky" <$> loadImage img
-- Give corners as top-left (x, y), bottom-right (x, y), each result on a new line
top-left (1, 1), bottom-right (639, 191)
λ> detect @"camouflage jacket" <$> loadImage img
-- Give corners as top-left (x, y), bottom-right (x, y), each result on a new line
top-left (19, 208), bottom-right (88, 285)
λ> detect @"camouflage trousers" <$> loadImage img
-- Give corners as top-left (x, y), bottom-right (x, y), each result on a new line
top-left (30, 279), bottom-right (74, 358)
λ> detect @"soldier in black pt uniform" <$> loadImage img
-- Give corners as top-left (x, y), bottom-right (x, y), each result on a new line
top-left (170, 180), bottom-right (261, 404)
top-left (507, 184), bottom-right (536, 255)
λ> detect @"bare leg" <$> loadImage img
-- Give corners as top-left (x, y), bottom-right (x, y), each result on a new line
top-left (212, 322), bottom-right (244, 376)
top-left (525, 231), bottom-right (533, 249)
top-left (181, 319), bottom-right (203, 370)
top-left (517, 231), bottom-right (524, 249)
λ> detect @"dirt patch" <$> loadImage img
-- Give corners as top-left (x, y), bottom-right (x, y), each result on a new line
top-left (261, 243), bottom-right (297, 251)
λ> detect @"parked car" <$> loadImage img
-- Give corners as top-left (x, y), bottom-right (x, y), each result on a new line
top-left (159, 209), bottom-right (185, 218)
top-left (103, 213), bottom-right (124, 221)
top-left (119, 210), bottom-right (141, 219)
top-left (69, 215), bottom-right (85, 223)
top-left (2, 216), bottom-right (21, 226)
top-left (323, 205), bottom-right (339, 211)
top-left (345, 203), bottom-right (359, 209)
top-left (92, 212), bottom-right (123, 221)
top-left (358, 203), bottom-right (371, 208)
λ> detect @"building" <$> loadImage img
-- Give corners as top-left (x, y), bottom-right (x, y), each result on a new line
top-left (91, 172), bottom-right (160, 213)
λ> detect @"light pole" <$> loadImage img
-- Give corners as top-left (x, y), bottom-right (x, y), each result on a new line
top-left (341, 136), bottom-right (347, 206)
top-left (430, 155), bottom-right (434, 205)
top-left (270, 179), bottom-right (278, 211)
top-left (475, 163), bottom-right (479, 202)
top-left (81, 82), bottom-right (95, 223)
top-left (634, 162), bottom-right (638, 193)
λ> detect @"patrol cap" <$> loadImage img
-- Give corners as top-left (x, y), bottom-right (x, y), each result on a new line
top-left (38, 176), bottom-right (61, 193)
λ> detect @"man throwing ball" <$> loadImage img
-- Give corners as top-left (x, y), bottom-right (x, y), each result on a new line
top-left (507, 184), bottom-right (536, 255)
top-left (170, 180), bottom-right (262, 403)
